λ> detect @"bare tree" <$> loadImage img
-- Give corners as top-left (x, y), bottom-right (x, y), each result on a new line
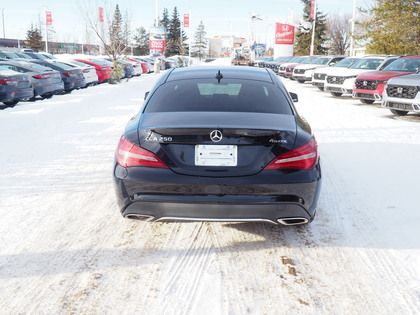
top-left (326, 13), bottom-right (352, 55)
top-left (76, 0), bottom-right (127, 60)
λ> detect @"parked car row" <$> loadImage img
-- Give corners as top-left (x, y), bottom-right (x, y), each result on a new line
top-left (0, 50), bottom-right (164, 108)
top-left (263, 54), bottom-right (420, 116)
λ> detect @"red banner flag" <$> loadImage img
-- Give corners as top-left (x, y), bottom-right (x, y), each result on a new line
top-left (183, 14), bottom-right (190, 28)
top-left (275, 23), bottom-right (295, 45)
top-left (46, 11), bottom-right (52, 25)
top-left (98, 7), bottom-right (104, 22)
top-left (310, 0), bottom-right (316, 20)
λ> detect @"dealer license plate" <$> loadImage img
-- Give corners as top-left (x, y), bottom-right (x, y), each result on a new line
top-left (195, 145), bottom-right (237, 166)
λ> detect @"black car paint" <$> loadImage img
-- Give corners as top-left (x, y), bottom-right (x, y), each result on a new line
top-left (113, 66), bottom-right (321, 225)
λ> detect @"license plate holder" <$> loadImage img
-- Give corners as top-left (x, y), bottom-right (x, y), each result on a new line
top-left (195, 145), bottom-right (237, 166)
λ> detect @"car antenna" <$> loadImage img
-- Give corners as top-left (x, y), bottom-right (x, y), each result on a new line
top-left (215, 70), bottom-right (223, 83)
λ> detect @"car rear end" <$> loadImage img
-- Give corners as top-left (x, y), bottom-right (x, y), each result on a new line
top-left (63, 60), bottom-right (99, 86)
top-left (44, 61), bottom-right (86, 91)
top-left (76, 59), bottom-right (112, 83)
top-left (0, 69), bottom-right (23, 104)
top-left (113, 67), bottom-right (321, 225)
top-left (25, 63), bottom-right (64, 98)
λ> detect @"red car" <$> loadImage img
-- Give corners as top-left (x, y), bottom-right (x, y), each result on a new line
top-left (74, 58), bottom-right (113, 83)
top-left (353, 55), bottom-right (420, 104)
top-left (284, 64), bottom-right (299, 79)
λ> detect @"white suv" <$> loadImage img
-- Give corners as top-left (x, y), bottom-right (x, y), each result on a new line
top-left (324, 56), bottom-right (398, 97)
top-left (312, 57), bottom-right (361, 91)
top-left (381, 71), bottom-right (420, 116)
top-left (293, 56), bottom-right (345, 83)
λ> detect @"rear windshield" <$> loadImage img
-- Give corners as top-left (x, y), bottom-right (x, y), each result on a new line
top-left (144, 79), bottom-right (293, 115)
top-left (50, 62), bottom-right (74, 70)
top-left (26, 62), bottom-right (55, 72)
top-left (89, 59), bottom-right (111, 66)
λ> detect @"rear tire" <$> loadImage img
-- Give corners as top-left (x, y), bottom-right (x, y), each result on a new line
top-left (390, 109), bottom-right (408, 116)
top-left (2, 100), bottom-right (19, 106)
top-left (360, 99), bottom-right (374, 104)
top-left (330, 92), bottom-right (343, 97)
top-left (41, 94), bottom-right (53, 99)
top-left (317, 86), bottom-right (324, 91)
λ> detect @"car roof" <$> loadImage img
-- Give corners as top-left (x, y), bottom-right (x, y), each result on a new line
top-left (165, 66), bottom-right (274, 83)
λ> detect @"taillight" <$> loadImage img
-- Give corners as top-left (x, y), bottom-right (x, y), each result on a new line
top-left (264, 139), bottom-right (318, 170)
top-left (0, 79), bottom-right (18, 85)
top-left (33, 74), bottom-right (50, 79)
top-left (116, 136), bottom-right (168, 168)
top-left (63, 72), bottom-right (77, 77)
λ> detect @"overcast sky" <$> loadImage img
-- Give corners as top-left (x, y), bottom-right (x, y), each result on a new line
top-left (2, 0), bottom-right (369, 45)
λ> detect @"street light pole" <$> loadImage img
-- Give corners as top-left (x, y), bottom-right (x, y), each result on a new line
top-left (155, 0), bottom-right (158, 26)
top-left (1, 8), bottom-right (5, 38)
top-left (349, 0), bottom-right (357, 56)
top-left (309, 0), bottom-right (317, 55)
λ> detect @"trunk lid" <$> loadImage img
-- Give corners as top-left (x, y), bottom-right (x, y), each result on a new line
top-left (138, 112), bottom-right (297, 177)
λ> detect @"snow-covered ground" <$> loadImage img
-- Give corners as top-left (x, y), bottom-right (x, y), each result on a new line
top-left (1, 60), bottom-right (419, 314)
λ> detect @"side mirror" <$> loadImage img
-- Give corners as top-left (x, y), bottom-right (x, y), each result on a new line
top-left (144, 91), bottom-right (150, 100)
top-left (290, 92), bottom-right (298, 102)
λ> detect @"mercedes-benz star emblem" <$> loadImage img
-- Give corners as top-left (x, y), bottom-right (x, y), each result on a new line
top-left (210, 130), bottom-right (223, 143)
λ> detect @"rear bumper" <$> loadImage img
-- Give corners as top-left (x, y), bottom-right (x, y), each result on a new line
top-left (14, 87), bottom-right (33, 100)
top-left (113, 164), bottom-right (322, 225)
top-left (34, 82), bottom-right (64, 96)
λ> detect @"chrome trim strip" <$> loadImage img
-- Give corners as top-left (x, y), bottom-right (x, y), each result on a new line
top-left (124, 214), bottom-right (155, 221)
top-left (155, 217), bottom-right (278, 225)
top-left (275, 152), bottom-right (316, 164)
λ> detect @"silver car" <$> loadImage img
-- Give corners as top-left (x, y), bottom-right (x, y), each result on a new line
top-left (0, 68), bottom-right (33, 106)
top-left (0, 60), bottom-right (64, 99)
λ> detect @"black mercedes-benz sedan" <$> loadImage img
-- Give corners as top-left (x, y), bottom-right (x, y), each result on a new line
top-left (113, 66), bottom-right (321, 225)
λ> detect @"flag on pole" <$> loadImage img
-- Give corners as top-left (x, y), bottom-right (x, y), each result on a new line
top-left (183, 14), bottom-right (190, 27)
top-left (310, 0), bottom-right (316, 20)
top-left (46, 11), bottom-right (52, 25)
top-left (98, 7), bottom-right (104, 22)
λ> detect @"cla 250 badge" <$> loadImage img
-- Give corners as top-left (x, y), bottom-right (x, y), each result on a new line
top-left (145, 136), bottom-right (173, 142)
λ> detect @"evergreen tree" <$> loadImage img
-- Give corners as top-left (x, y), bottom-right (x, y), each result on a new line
top-left (166, 7), bottom-right (188, 56)
top-left (160, 8), bottom-right (171, 56)
top-left (107, 5), bottom-right (125, 58)
top-left (356, 0), bottom-right (419, 54)
top-left (108, 5), bottom-right (126, 83)
top-left (295, 0), bottom-right (328, 55)
top-left (133, 27), bottom-right (149, 55)
top-left (25, 24), bottom-right (43, 52)
top-left (192, 21), bottom-right (207, 60)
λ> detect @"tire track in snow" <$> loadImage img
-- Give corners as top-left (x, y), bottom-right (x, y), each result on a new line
top-left (156, 222), bottom-right (213, 314)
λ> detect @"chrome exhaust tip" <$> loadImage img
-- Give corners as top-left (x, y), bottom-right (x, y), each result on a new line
top-left (124, 214), bottom-right (155, 221)
top-left (277, 217), bottom-right (309, 226)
